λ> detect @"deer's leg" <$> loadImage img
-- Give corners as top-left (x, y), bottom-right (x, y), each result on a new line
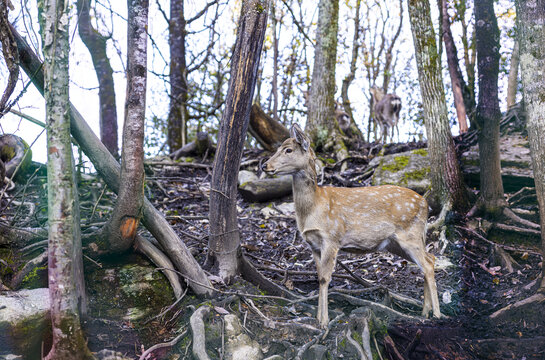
top-left (307, 230), bottom-right (338, 328)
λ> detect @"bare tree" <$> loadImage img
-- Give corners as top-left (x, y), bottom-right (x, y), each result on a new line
top-left (77, 0), bottom-right (119, 158)
top-left (506, 40), bottom-right (519, 109)
top-left (474, 0), bottom-right (507, 217)
top-left (306, 0), bottom-right (348, 162)
top-left (516, 0), bottom-right (545, 292)
top-left (408, 0), bottom-right (469, 215)
top-left (209, 0), bottom-right (270, 281)
top-left (41, 0), bottom-right (92, 357)
top-left (439, 0), bottom-right (469, 133)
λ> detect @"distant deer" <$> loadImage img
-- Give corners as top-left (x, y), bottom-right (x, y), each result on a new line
top-left (262, 124), bottom-right (441, 328)
top-left (334, 101), bottom-right (351, 136)
top-left (370, 86), bottom-right (402, 143)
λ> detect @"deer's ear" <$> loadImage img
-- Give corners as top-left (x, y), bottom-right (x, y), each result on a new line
top-left (290, 124), bottom-right (310, 151)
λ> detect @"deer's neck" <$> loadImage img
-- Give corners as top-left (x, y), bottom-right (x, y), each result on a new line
top-left (292, 164), bottom-right (318, 225)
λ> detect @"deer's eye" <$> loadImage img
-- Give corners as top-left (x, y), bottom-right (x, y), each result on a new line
top-left (285, 148), bottom-right (293, 154)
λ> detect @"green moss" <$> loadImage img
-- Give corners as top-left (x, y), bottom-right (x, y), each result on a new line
top-left (254, 2), bottom-right (265, 13)
top-left (411, 148), bottom-right (428, 157)
top-left (381, 155), bottom-right (410, 172)
top-left (403, 167), bottom-right (430, 182)
top-left (21, 265), bottom-right (47, 288)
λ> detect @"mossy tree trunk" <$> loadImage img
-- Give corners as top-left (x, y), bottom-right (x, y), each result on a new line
top-left (208, 0), bottom-right (269, 281)
top-left (305, 0), bottom-right (347, 160)
top-left (167, 0), bottom-right (190, 151)
top-left (41, 0), bottom-right (93, 357)
top-left (97, 0), bottom-right (148, 254)
top-left (516, 0), bottom-right (545, 290)
top-left (76, 0), bottom-right (119, 158)
top-left (474, 0), bottom-right (507, 218)
top-left (407, 0), bottom-right (469, 213)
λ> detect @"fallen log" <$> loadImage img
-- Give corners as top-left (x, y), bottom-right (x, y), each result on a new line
top-left (248, 103), bottom-right (289, 151)
top-left (170, 131), bottom-right (215, 160)
top-left (13, 25), bottom-right (213, 296)
top-left (238, 175), bottom-right (292, 202)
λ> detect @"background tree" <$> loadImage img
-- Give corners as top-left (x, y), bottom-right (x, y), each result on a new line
top-left (506, 40), bottom-right (519, 108)
top-left (208, 0), bottom-right (270, 281)
top-left (473, 0), bottom-right (507, 217)
top-left (305, 0), bottom-right (347, 161)
top-left (408, 0), bottom-right (469, 214)
top-left (516, 0), bottom-right (545, 291)
top-left (41, 0), bottom-right (92, 357)
top-left (76, 0), bottom-right (119, 158)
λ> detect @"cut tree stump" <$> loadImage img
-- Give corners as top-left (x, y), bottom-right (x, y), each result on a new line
top-left (248, 103), bottom-right (289, 151)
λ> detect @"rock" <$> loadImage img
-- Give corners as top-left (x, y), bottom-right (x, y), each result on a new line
top-left (224, 314), bottom-right (263, 360)
top-left (303, 344), bottom-right (328, 360)
top-left (461, 133), bottom-right (534, 192)
top-left (276, 202), bottom-right (295, 216)
top-left (96, 349), bottom-right (133, 360)
top-left (238, 170), bottom-right (259, 186)
top-left (0, 288), bottom-right (50, 358)
top-left (371, 148), bottom-right (430, 194)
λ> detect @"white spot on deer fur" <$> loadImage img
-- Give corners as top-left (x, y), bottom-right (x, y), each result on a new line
top-left (409, 203), bottom-right (415, 209)
top-left (402, 215), bottom-right (407, 221)
top-left (396, 204), bottom-right (402, 210)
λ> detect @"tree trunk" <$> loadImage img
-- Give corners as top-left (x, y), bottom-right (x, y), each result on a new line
top-left (76, 0), bottom-right (119, 158)
top-left (340, 0), bottom-right (364, 140)
top-left (168, 0), bottom-right (189, 151)
top-left (407, 0), bottom-right (469, 213)
top-left (516, 0), bottom-right (545, 290)
top-left (208, 0), bottom-right (269, 281)
top-left (439, 0), bottom-right (469, 133)
top-left (506, 40), bottom-right (519, 109)
top-left (13, 25), bottom-right (213, 297)
top-left (306, 0), bottom-right (347, 160)
top-left (98, 0), bottom-right (148, 254)
top-left (248, 103), bottom-right (289, 151)
top-left (475, 0), bottom-right (507, 217)
top-left (456, 0), bottom-right (477, 128)
top-left (41, 0), bottom-right (92, 357)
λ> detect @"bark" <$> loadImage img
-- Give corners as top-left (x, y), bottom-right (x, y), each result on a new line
top-left (248, 103), bottom-right (289, 151)
top-left (167, 0), bottom-right (190, 151)
top-left (76, 0), bottom-right (119, 158)
top-left (408, 0), bottom-right (469, 213)
top-left (41, 0), bottom-right (92, 357)
top-left (306, 0), bottom-right (347, 160)
top-left (13, 25), bottom-right (213, 296)
top-left (0, 0), bottom-right (18, 116)
top-left (475, 0), bottom-right (506, 217)
top-left (208, 0), bottom-right (269, 281)
top-left (456, 0), bottom-right (477, 128)
top-left (271, 1), bottom-right (279, 120)
top-left (340, 0), bottom-right (364, 140)
top-left (506, 40), bottom-right (519, 109)
top-left (439, 0), bottom-right (469, 133)
top-left (98, 0), bottom-right (148, 254)
top-left (516, 0), bottom-right (545, 290)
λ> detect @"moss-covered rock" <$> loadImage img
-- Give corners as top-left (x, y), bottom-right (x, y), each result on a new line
top-left (370, 149), bottom-right (430, 194)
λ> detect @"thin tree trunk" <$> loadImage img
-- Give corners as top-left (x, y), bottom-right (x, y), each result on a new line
top-left (408, 0), bottom-right (469, 213)
top-left (340, 0), bottom-right (364, 139)
top-left (168, 0), bottom-right (189, 151)
top-left (306, 0), bottom-right (347, 160)
top-left (76, 0), bottom-right (119, 158)
top-left (41, 0), bottom-right (92, 357)
top-left (99, 0), bottom-right (148, 253)
top-left (475, 0), bottom-right (506, 217)
top-left (439, 0), bottom-right (469, 133)
top-left (271, 1), bottom-right (279, 120)
top-left (456, 0), bottom-right (477, 127)
top-left (506, 40), bottom-right (519, 109)
top-left (516, 0), bottom-right (545, 290)
top-left (13, 25), bottom-right (213, 296)
top-left (208, 0), bottom-right (269, 281)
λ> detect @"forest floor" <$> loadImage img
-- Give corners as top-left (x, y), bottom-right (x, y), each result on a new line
top-left (1, 138), bottom-right (544, 359)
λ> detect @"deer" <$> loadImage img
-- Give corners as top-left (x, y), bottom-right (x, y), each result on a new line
top-left (334, 101), bottom-right (351, 136)
top-left (370, 86), bottom-right (402, 143)
top-left (262, 124), bottom-right (441, 328)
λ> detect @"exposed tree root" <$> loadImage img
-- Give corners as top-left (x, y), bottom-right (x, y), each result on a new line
top-left (239, 254), bottom-right (299, 299)
top-left (0, 222), bottom-right (47, 246)
top-left (427, 200), bottom-right (452, 232)
top-left (503, 207), bottom-right (540, 230)
top-left (138, 329), bottom-right (187, 360)
top-left (490, 292), bottom-right (545, 319)
top-left (329, 292), bottom-right (421, 321)
top-left (383, 335), bottom-right (406, 360)
top-left (134, 235), bottom-right (183, 299)
top-left (346, 328), bottom-right (370, 360)
top-left (190, 304), bottom-right (211, 360)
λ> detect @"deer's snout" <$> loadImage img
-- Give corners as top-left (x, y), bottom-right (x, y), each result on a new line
top-left (262, 161), bottom-right (275, 173)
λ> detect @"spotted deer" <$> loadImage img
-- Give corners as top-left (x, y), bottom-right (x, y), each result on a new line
top-left (334, 101), bottom-right (351, 136)
top-left (262, 124), bottom-right (441, 328)
top-left (370, 86), bottom-right (402, 143)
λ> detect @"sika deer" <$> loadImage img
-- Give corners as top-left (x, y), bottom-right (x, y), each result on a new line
top-left (262, 124), bottom-right (441, 328)
top-left (370, 86), bottom-right (402, 143)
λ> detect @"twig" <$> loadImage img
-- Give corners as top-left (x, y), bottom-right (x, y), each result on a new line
top-left (138, 329), bottom-right (187, 360)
